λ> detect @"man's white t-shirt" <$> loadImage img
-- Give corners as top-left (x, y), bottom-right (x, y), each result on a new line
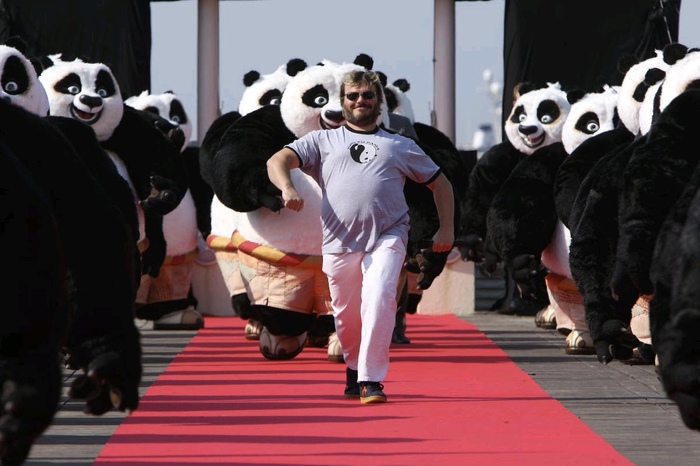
top-left (286, 125), bottom-right (440, 254)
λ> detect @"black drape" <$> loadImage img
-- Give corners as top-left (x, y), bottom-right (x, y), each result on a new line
top-left (501, 0), bottom-right (681, 136)
top-left (0, 0), bottom-right (178, 98)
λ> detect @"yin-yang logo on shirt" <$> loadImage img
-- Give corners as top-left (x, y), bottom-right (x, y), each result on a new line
top-left (349, 142), bottom-right (379, 164)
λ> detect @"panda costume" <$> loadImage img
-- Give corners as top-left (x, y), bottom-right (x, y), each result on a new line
top-left (0, 41), bottom-right (143, 417)
top-left (564, 45), bottom-right (688, 365)
top-left (459, 82), bottom-right (570, 314)
top-left (0, 129), bottom-right (66, 466)
top-left (202, 58), bottom-right (307, 334)
top-left (378, 73), bottom-right (470, 342)
top-left (201, 55), bottom-right (380, 361)
top-left (38, 55), bottom-right (193, 330)
top-left (485, 84), bottom-right (620, 355)
top-left (125, 90), bottom-right (205, 329)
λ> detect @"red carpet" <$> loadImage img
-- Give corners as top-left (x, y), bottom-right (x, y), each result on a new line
top-left (94, 315), bottom-right (633, 465)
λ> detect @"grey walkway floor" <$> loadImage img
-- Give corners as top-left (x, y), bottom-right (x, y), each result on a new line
top-left (23, 313), bottom-right (700, 465)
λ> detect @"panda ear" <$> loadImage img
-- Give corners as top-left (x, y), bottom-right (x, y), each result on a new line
top-left (663, 42), bottom-right (689, 65)
top-left (354, 53), bottom-right (373, 70)
top-left (33, 55), bottom-right (55, 75)
top-left (393, 78), bottom-right (410, 93)
top-left (514, 81), bottom-right (537, 98)
top-left (5, 36), bottom-right (27, 54)
top-left (286, 58), bottom-right (307, 77)
top-left (566, 88), bottom-right (585, 105)
top-left (376, 71), bottom-right (388, 87)
top-left (243, 70), bottom-right (260, 87)
top-left (617, 54), bottom-right (638, 75)
top-left (164, 90), bottom-right (174, 94)
top-left (644, 68), bottom-right (666, 86)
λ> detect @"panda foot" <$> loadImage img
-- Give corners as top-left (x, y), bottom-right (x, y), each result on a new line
top-left (244, 319), bottom-right (263, 340)
top-left (153, 307), bottom-right (204, 330)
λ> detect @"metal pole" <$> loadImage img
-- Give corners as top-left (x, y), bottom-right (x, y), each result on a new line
top-left (433, 0), bottom-right (456, 143)
top-left (197, 0), bottom-right (220, 144)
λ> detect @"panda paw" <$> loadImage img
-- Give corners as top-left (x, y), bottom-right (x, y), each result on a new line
top-left (67, 336), bottom-right (141, 416)
top-left (414, 250), bottom-right (447, 290)
top-left (0, 364), bottom-right (61, 466)
top-left (593, 319), bottom-right (641, 365)
top-left (511, 254), bottom-right (547, 300)
top-left (139, 175), bottom-right (181, 216)
top-left (457, 234), bottom-right (485, 263)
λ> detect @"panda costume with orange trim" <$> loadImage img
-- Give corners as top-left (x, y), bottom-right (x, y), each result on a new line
top-left (125, 90), bottom-right (205, 329)
top-left (38, 54), bottom-right (191, 329)
top-left (201, 55), bottom-right (378, 361)
top-left (203, 58), bottom-right (307, 329)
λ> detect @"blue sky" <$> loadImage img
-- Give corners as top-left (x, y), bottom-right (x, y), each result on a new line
top-left (150, 0), bottom-right (698, 149)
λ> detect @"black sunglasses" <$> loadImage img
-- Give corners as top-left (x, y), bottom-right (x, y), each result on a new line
top-left (345, 91), bottom-right (376, 101)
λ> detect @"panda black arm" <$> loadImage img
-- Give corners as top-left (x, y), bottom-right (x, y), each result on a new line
top-left (613, 91), bottom-right (700, 297)
top-left (486, 142), bottom-right (567, 268)
top-left (200, 105), bottom-right (296, 213)
top-left (458, 140), bottom-right (525, 262)
top-left (102, 105), bottom-right (188, 216)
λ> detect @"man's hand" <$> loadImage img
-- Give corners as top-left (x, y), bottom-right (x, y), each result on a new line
top-left (281, 187), bottom-right (304, 212)
top-left (430, 228), bottom-right (454, 253)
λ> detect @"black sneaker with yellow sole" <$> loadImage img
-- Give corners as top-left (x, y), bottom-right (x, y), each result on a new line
top-left (360, 382), bottom-right (387, 404)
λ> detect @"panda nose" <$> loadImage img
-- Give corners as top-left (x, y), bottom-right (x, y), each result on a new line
top-left (79, 94), bottom-right (103, 109)
top-left (519, 124), bottom-right (538, 136)
top-left (325, 109), bottom-right (344, 124)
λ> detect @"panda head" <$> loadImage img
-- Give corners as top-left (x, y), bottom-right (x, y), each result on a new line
top-left (238, 58), bottom-right (307, 117)
top-left (562, 85), bottom-right (620, 154)
top-left (0, 38), bottom-right (49, 116)
top-left (504, 82), bottom-right (570, 155)
top-left (657, 46), bottom-right (700, 116)
top-left (38, 55), bottom-right (123, 141)
top-left (280, 54), bottom-right (389, 138)
top-left (615, 48), bottom-right (679, 136)
top-left (125, 90), bottom-right (192, 151)
top-left (382, 76), bottom-right (415, 123)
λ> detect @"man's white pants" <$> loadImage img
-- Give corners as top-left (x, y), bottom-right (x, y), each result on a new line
top-left (322, 235), bottom-right (405, 383)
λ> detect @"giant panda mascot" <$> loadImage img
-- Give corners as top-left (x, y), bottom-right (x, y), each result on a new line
top-left (378, 72), bottom-right (469, 343)
top-left (203, 58), bottom-right (308, 335)
top-left (485, 84), bottom-right (620, 356)
top-left (565, 45), bottom-right (690, 365)
top-left (0, 40), bottom-right (143, 423)
top-left (0, 41), bottom-right (65, 458)
top-left (0, 128), bottom-right (66, 466)
top-left (201, 53), bottom-right (457, 361)
top-left (638, 52), bottom-right (700, 430)
top-left (125, 90), bottom-right (205, 329)
top-left (38, 55), bottom-right (193, 330)
top-left (459, 82), bottom-right (570, 314)
top-left (200, 55), bottom-right (380, 361)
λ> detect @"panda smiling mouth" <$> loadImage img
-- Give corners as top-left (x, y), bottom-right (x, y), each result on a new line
top-left (70, 105), bottom-right (102, 124)
top-left (521, 133), bottom-right (545, 148)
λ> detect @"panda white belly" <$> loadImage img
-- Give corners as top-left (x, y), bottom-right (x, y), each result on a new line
top-left (106, 150), bottom-right (145, 242)
top-left (235, 170), bottom-right (323, 256)
top-left (162, 189), bottom-right (198, 256)
top-left (210, 195), bottom-right (238, 238)
top-left (541, 219), bottom-right (571, 278)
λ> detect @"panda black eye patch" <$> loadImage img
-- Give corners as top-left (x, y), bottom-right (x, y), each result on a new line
top-left (345, 91), bottom-right (375, 101)
top-left (1, 56), bottom-right (29, 94)
top-left (54, 72), bottom-right (82, 94)
top-left (95, 69), bottom-right (116, 97)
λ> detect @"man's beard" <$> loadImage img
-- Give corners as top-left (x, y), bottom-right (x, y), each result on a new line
top-left (342, 104), bottom-right (381, 127)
